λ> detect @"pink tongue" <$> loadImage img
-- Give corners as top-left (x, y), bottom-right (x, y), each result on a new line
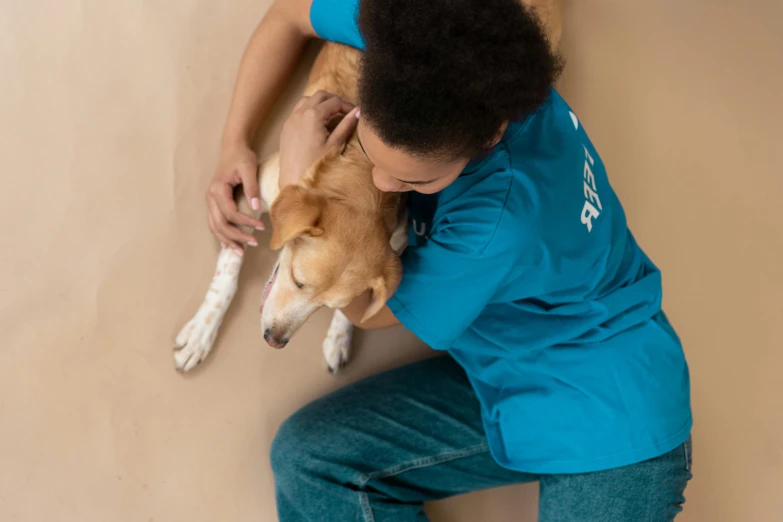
top-left (259, 268), bottom-right (278, 312)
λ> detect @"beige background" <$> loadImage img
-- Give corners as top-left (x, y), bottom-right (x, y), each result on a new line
top-left (1, 0), bottom-right (781, 520)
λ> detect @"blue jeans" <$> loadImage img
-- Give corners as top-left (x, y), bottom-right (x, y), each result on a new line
top-left (271, 355), bottom-right (692, 521)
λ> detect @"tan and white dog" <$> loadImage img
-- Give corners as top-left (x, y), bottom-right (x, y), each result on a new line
top-left (173, 0), bottom-right (561, 373)
top-left (175, 43), bottom-right (407, 373)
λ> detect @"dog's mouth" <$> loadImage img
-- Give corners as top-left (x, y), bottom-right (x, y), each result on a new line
top-left (259, 264), bottom-right (279, 313)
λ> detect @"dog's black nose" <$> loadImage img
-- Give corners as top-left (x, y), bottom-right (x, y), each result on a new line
top-left (264, 328), bottom-right (288, 349)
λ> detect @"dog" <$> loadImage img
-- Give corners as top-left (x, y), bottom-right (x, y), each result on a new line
top-left (174, 43), bottom-right (407, 373)
top-left (173, 0), bottom-right (562, 373)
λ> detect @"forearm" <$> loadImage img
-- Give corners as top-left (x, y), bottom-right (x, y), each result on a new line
top-left (221, 3), bottom-right (313, 149)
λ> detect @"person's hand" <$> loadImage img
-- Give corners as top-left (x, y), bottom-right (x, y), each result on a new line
top-left (206, 142), bottom-right (266, 255)
top-left (279, 90), bottom-right (360, 188)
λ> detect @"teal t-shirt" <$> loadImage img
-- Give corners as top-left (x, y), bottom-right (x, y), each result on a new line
top-left (310, 0), bottom-right (692, 474)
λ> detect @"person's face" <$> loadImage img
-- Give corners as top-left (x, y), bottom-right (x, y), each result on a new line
top-left (356, 120), bottom-right (470, 194)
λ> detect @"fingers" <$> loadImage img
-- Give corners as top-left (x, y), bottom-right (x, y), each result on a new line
top-left (298, 90), bottom-right (355, 121)
top-left (317, 95), bottom-right (356, 122)
top-left (212, 183), bottom-right (265, 231)
top-left (208, 204), bottom-right (240, 254)
top-left (300, 89), bottom-right (333, 106)
top-left (300, 89), bottom-right (330, 105)
top-left (208, 200), bottom-right (243, 255)
top-left (238, 162), bottom-right (263, 214)
top-left (207, 187), bottom-right (261, 256)
top-left (327, 106), bottom-right (360, 147)
top-left (220, 220), bottom-right (257, 247)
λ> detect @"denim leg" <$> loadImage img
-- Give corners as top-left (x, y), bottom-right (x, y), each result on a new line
top-left (270, 355), bottom-right (535, 522)
top-left (538, 438), bottom-right (693, 522)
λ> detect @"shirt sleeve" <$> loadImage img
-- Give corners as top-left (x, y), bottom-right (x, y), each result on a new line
top-left (309, 0), bottom-right (365, 50)
top-left (387, 218), bottom-right (519, 351)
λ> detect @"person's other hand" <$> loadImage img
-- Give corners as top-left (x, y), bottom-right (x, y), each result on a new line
top-left (206, 143), bottom-right (265, 255)
top-left (279, 90), bottom-right (359, 188)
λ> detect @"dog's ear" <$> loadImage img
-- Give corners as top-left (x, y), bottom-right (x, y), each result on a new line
top-left (361, 253), bottom-right (402, 323)
top-left (269, 186), bottom-right (326, 250)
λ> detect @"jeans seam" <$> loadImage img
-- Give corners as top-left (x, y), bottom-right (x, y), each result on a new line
top-left (359, 492), bottom-right (375, 522)
top-left (356, 443), bottom-right (490, 522)
top-left (355, 442), bottom-right (489, 487)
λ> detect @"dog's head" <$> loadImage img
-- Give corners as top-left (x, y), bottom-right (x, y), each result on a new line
top-left (260, 157), bottom-right (401, 348)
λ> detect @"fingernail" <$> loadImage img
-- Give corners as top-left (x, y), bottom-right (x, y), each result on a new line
top-left (255, 224), bottom-right (265, 231)
top-left (355, 108), bottom-right (360, 119)
top-left (234, 248), bottom-right (244, 256)
top-left (248, 240), bottom-right (258, 247)
top-left (251, 197), bottom-right (260, 210)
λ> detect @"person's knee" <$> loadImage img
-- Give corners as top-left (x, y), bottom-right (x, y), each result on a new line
top-left (270, 401), bottom-right (337, 485)
top-left (270, 411), bottom-right (308, 481)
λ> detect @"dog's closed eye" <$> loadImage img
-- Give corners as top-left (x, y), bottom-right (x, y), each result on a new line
top-left (291, 268), bottom-right (305, 290)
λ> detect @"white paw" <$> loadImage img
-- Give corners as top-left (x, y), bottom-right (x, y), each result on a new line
top-left (174, 314), bottom-right (219, 372)
top-left (323, 330), bottom-right (352, 373)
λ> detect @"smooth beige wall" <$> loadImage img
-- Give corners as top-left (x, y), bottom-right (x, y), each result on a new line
top-left (1, 1), bottom-right (780, 521)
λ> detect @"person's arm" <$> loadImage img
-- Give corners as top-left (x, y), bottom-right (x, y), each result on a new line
top-left (221, 0), bottom-right (316, 151)
top-left (207, 0), bottom-right (317, 254)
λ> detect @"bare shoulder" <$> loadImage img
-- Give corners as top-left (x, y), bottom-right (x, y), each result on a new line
top-left (269, 0), bottom-right (318, 38)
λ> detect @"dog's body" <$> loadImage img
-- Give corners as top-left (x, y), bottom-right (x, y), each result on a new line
top-left (175, 43), bottom-right (405, 372)
top-left (174, 0), bottom-right (561, 373)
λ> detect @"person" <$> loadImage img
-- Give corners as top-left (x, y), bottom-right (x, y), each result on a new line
top-left (207, 0), bottom-right (693, 520)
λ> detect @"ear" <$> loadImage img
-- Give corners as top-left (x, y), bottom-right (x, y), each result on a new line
top-left (269, 186), bottom-right (325, 250)
top-left (361, 254), bottom-right (402, 323)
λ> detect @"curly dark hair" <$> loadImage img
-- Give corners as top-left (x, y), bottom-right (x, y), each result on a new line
top-left (357, 0), bottom-right (563, 160)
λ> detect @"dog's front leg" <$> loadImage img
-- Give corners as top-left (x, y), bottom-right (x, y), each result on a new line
top-left (174, 248), bottom-right (245, 372)
top-left (174, 154), bottom-right (281, 372)
top-left (323, 310), bottom-right (355, 373)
